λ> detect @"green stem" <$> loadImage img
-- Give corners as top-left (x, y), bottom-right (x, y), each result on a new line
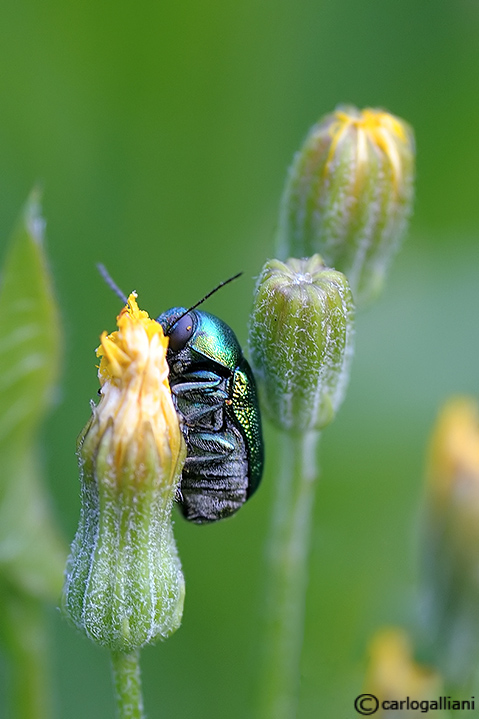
top-left (111, 649), bottom-right (145, 719)
top-left (259, 430), bottom-right (320, 719)
top-left (0, 587), bottom-right (53, 719)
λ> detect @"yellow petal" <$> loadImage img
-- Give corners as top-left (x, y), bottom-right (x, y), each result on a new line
top-left (90, 292), bottom-right (183, 480)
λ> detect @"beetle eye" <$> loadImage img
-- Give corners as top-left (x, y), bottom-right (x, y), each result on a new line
top-left (168, 313), bottom-right (194, 352)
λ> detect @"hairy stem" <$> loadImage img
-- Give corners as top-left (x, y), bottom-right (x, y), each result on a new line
top-left (111, 649), bottom-right (145, 719)
top-left (259, 430), bottom-right (320, 719)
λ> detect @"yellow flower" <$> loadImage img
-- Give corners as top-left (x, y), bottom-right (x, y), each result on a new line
top-left (426, 397), bottom-right (479, 514)
top-left (365, 629), bottom-right (442, 718)
top-left (326, 108), bottom-right (410, 194)
top-left (424, 397), bottom-right (479, 585)
top-left (63, 293), bottom-right (186, 650)
top-left (277, 104), bottom-right (415, 305)
top-left (93, 292), bottom-right (183, 479)
top-left (420, 397), bottom-right (479, 683)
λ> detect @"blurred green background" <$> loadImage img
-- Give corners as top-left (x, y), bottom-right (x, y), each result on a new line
top-left (1, 0), bottom-right (479, 716)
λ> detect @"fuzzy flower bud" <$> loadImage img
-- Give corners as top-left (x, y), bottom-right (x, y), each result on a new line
top-left (421, 397), bottom-right (479, 684)
top-left (63, 294), bottom-right (186, 651)
top-left (277, 106), bottom-right (415, 305)
top-left (248, 254), bottom-right (354, 433)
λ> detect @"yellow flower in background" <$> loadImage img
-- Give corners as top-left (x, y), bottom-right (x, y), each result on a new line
top-left (421, 397), bottom-right (479, 684)
top-left (277, 104), bottom-right (415, 305)
top-left (63, 293), bottom-right (186, 651)
top-left (365, 628), bottom-right (443, 718)
top-left (426, 397), bottom-right (479, 517)
top-left (325, 108), bottom-right (410, 192)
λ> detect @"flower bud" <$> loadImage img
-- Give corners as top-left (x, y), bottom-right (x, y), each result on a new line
top-left (364, 629), bottom-right (443, 718)
top-left (421, 397), bottom-right (479, 684)
top-left (277, 106), bottom-right (415, 306)
top-left (63, 294), bottom-right (186, 652)
top-left (248, 254), bottom-right (354, 433)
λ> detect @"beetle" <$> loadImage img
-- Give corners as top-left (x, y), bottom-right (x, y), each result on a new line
top-left (156, 302), bottom-right (263, 524)
top-left (98, 264), bottom-right (264, 524)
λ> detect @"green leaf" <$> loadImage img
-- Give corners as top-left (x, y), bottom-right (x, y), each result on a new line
top-left (0, 190), bottom-right (66, 602)
top-left (0, 189), bottom-right (60, 447)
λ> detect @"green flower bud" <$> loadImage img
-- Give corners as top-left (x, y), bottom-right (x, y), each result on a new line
top-left (421, 397), bottom-right (479, 684)
top-left (248, 254), bottom-right (354, 433)
top-left (277, 106), bottom-right (415, 305)
top-left (63, 294), bottom-right (186, 652)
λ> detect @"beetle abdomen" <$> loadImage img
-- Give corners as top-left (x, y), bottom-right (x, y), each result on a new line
top-left (180, 422), bottom-right (249, 523)
top-left (169, 368), bottom-right (250, 523)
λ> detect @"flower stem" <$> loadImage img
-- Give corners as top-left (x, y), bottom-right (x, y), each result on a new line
top-left (111, 649), bottom-right (145, 719)
top-left (259, 430), bottom-right (320, 719)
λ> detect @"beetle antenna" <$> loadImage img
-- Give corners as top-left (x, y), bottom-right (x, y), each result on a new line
top-left (187, 272), bottom-right (243, 312)
top-left (173, 272), bottom-right (243, 325)
top-left (97, 263), bottom-right (129, 305)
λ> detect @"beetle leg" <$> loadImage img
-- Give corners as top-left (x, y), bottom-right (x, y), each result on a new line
top-left (179, 402), bottom-right (224, 425)
top-left (184, 430), bottom-right (236, 461)
top-left (172, 378), bottom-right (223, 396)
top-left (171, 382), bottom-right (228, 399)
top-left (172, 374), bottom-right (229, 431)
top-left (175, 369), bottom-right (222, 382)
top-left (175, 485), bottom-right (184, 503)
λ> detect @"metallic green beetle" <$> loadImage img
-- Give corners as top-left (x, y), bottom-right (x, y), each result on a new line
top-left (156, 307), bottom-right (264, 524)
